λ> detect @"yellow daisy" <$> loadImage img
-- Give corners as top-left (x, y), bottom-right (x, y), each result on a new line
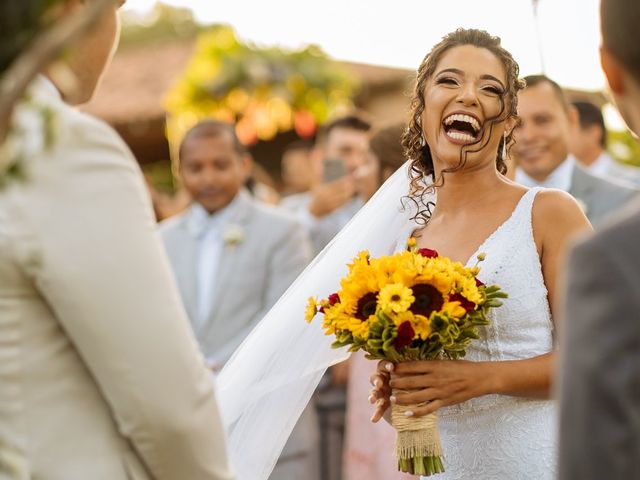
top-left (378, 283), bottom-right (415, 314)
top-left (305, 297), bottom-right (318, 323)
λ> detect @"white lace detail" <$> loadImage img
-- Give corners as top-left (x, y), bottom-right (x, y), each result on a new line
top-left (408, 187), bottom-right (556, 479)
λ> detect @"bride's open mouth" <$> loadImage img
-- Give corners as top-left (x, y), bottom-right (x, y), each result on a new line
top-left (442, 113), bottom-right (481, 145)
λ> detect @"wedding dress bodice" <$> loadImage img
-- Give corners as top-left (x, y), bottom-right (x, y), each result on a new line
top-left (398, 187), bottom-right (556, 479)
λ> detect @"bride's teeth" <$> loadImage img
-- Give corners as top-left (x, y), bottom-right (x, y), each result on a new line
top-left (446, 130), bottom-right (475, 141)
top-left (443, 113), bottom-right (480, 132)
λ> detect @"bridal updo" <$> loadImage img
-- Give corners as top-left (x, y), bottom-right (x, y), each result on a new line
top-left (402, 28), bottom-right (525, 220)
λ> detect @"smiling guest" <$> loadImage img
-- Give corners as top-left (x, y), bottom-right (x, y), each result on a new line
top-left (512, 75), bottom-right (637, 226)
top-left (159, 119), bottom-right (319, 479)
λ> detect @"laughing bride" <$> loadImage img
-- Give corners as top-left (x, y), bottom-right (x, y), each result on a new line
top-left (216, 28), bottom-right (591, 479)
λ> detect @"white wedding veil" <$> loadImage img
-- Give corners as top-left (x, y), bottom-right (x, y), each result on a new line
top-left (216, 161), bottom-right (418, 479)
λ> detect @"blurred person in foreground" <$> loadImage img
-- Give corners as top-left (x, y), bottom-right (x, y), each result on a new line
top-left (159, 119), bottom-right (318, 480)
top-left (0, 1), bottom-right (233, 479)
top-left (342, 122), bottom-right (414, 480)
top-left (512, 74), bottom-right (638, 227)
top-left (570, 99), bottom-right (640, 186)
top-left (558, 0), bottom-right (640, 477)
top-left (280, 114), bottom-right (372, 253)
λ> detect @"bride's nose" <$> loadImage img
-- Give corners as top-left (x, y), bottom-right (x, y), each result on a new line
top-left (456, 83), bottom-right (479, 106)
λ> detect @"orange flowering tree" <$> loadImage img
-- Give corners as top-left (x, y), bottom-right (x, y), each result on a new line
top-left (165, 25), bottom-right (357, 149)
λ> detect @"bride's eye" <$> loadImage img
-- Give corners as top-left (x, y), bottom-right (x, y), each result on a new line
top-left (436, 77), bottom-right (458, 86)
top-left (482, 85), bottom-right (503, 95)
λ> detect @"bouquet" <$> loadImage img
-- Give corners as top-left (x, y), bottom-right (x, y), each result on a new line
top-left (305, 238), bottom-right (507, 476)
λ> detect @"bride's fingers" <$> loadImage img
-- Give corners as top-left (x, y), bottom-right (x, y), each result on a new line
top-left (368, 383), bottom-right (391, 403)
top-left (392, 388), bottom-right (438, 406)
top-left (404, 399), bottom-right (443, 418)
top-left (389, 373), bottom-right (433, 390)
top-left (376, 360), bottom-right (395, 374)
top-left (370, 398), bottom-right (390, 423)
top-left (393, 360), bottom-right (436, 374)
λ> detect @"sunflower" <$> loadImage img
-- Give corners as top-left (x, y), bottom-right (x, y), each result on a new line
top-left (409, 283), bottom-right (445, 317)
top-left (378, 283), bottom-right (415, 314)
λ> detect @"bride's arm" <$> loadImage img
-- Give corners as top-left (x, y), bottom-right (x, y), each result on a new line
top-left (370, 189), bottom-right (592, 420)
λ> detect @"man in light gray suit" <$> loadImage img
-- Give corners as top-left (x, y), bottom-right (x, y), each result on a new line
top-left (558, 0), bottom-right (640, 477)
top-left (512, 74), bottom-right (638, 227)
top-left (159, 120), bottom-right (319, 480)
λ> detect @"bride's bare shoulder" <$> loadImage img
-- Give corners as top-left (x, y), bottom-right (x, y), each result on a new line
top-left (532, 188), bottom-right (593, 242)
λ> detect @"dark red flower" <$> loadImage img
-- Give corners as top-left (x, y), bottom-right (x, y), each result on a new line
top-left (409, 284), bottom-right (444, 317)
top-left (394, 321), bottom-right (415, 349)
top-left (450, 293), bottom-right (476, 312)
top-left (475, 278), bottom-right (485, 287)
top-left (418, 248), bottom-right (439, 258)
top-left (355, 292), bottom-right (378, 320)
top-left (328, 293), bottom-right (340, 305)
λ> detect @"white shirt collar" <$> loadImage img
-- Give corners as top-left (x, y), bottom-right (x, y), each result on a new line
top-left (588, 151), bottom-right (614, 177)
top-left (186, 192), bottom-right (243, 238)
top-left (515, 156), bottom-right (575, 191)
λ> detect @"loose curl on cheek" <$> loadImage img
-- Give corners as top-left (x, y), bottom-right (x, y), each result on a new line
top-left (401, 28), bottom-right (526, 224)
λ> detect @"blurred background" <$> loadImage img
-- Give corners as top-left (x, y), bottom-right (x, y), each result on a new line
top-left (80, 0), bottom-right (640, 218)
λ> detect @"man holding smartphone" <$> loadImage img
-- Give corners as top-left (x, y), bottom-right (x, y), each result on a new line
top-left (281, 114), bottom-right (373, 253)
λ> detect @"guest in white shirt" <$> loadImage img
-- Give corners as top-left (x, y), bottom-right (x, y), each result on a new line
top-left (159, 119), bottom-right (319, 480)
top-left (570, 100), bottom-right (640, 187)
top-left (512, 75), bottom-right (637, 226)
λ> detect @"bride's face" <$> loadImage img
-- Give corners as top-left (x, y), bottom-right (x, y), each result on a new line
top-left (421, 45), bottom-right (513, 172)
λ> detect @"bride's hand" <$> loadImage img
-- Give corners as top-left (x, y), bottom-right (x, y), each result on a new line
top-left (388, 359), bottom-right (493, 417)
top-left (368, 361), bottom-right (394, 423)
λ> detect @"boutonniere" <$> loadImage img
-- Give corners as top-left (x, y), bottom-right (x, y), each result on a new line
top-left (575, 198), bottom-right (589, 216)
top-left (223, 224), bottom-right (244, 247)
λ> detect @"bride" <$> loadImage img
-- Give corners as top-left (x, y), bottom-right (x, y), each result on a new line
top-left (216, 28), bottom-right (591, 479)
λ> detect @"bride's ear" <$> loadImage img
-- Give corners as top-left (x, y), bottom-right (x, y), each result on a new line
top-left (504, 117), bottom-right (517, 138)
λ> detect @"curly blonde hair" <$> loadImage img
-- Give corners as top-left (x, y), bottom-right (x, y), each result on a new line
top-left (402, 29), bottom-right (525, 223)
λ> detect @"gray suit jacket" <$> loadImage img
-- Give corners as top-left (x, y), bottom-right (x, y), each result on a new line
top-left (558, 199), bottom-right (640, 479)
top-left (0, 77), bottom-right (233, 480)
top-left (569, 163), bottom-right (638, 227)
top-left (280, 192), bottom-right (363, 254)
top-left (160, 191), bottom-right (312, 364)
top-left (160, 193), bottom-right (319, 479)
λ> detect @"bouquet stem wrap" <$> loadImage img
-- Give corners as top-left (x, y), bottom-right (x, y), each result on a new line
top-left (391, 396), bottom-right (445, 476)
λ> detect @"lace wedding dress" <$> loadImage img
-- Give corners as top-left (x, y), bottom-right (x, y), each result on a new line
top-left (397, 187), bottom-right (557, 480)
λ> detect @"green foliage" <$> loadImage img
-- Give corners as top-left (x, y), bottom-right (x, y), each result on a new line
top-left (608, 129), bottom-right (640, 168)
top-left (165, 25), bottom-right (357, 145)
top-left (119, 2), bottom-right (203, 48)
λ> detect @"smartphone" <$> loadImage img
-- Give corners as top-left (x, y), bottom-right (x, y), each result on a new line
top-left (322, 158), bottom-right (347, 183)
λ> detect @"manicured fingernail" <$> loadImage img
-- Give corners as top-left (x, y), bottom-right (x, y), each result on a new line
top-left (404, 410), bottom-right (414, 417)
top-left (385, 363), bottom-right (394, 372)
top-left (390, 395), bottom-right (396, 404)
top-left (368, 394), bottom-right (375, 404)
top-left (374, 378), bottom-right (382, 388)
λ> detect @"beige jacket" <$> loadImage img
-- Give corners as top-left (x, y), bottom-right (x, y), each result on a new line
top-left (0, 77), bottom-right (234, 480)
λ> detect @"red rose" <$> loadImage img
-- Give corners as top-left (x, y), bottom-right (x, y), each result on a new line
top-left (475, 278), bottom-right (485, 287)
top-left (328, 293), bottom-right (340, 305)
top-left (418, 248), bottom-right (439, 258)
top-left (394, 321), bottom-right (415, 349)
top-left (450, 293), bottom-right (476, 312)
